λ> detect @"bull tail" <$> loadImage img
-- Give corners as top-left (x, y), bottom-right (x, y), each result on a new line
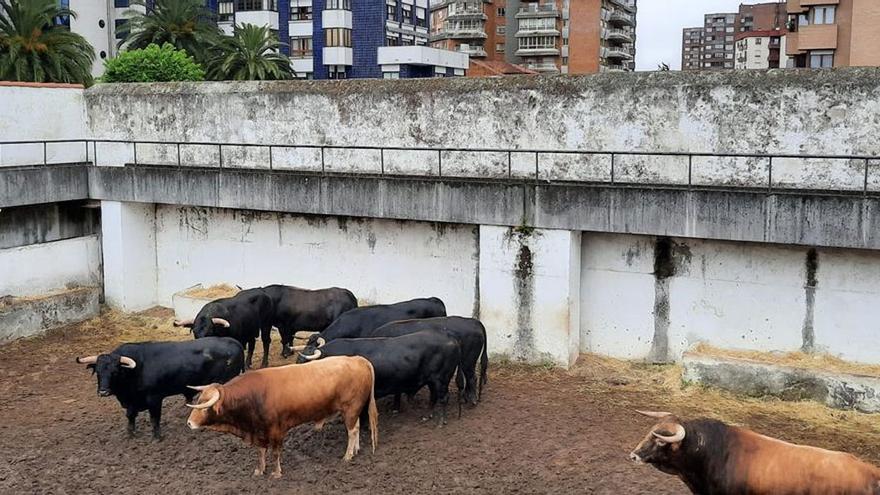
top-left (478, 326), bottom-right (489, 401)
top-left (367, 362), bottom-right (379, 454)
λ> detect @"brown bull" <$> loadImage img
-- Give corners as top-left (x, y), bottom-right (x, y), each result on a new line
top-left (186, 356), bottom-right (378, 478)
top-left (630, 411), bottom-right (880, 494)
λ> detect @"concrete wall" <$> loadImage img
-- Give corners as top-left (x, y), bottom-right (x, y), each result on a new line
top-left (0, 235), bottom-right (102, 297)
top-left (580, 232), bottom-right (880, 365)
top-left (153, 206), bottom-right (480, 316)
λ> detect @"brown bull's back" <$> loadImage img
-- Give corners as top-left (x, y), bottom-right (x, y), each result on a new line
top-left (731, 427), bottom-right (880, 495)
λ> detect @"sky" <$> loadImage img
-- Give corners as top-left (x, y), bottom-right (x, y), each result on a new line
top-left (634, 0), bottom-right (750, 71)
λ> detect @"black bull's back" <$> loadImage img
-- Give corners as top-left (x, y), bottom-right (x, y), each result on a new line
top-left (261, 285), bottom-right (357, 358)
top-left (318, 297), bottom-right (447, 341)
top-left (363, 317), bottom-right (488, 404)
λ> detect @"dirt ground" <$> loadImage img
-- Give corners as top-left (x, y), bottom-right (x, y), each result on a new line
top-left (2, 309), bottom-right (880, 494)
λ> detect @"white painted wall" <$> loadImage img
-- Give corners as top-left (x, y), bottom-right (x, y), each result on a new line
top-left (480, 226), bottom-right (580, 366)
top-left (101, 201), bottom-right (157, 311)
top-left (0, 85), bottom-right (87, 166)
top-left (154, 206), bottom-right (479, 317)
top-left (0, 235), bottom-right (102, 297)
top-left (580, 232), bottom-right (880, 365)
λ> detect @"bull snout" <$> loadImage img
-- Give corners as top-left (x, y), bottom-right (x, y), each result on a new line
top-left (187, 420), bottom-right (199, 430)
top-left (629, 452), bottom-right (643, 464)
top-left (98, 390), bottom-right (111, 397)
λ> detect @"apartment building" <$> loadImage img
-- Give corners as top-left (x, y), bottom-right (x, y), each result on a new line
top-left (734, 31), bottom-right (787, 69)
top-left (63, 0), bottom-right (468, 79)
top-left (786, 0), bottom-right (880, 68)
top-left (682, 2), bottom-right (786, 71)
top-left (431, 0), bottom-right (637, 75)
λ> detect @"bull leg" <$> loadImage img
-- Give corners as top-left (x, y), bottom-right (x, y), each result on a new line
top-left (437, 385), bottom-right (450, 427)
top-left (342, 415), bottom-right (361, 462)
top-left (254, 447), bottom-right (267, 476)
top-left (279, 327), bottom-right (293, 358)
top-left (125, 407), bottom-right (138, 438)
top-left (270, 442), bottom-right (283, 479)
top-left (245, 338), bottom-right (255, 369)
top-left (147, 400), bottom-right (163, 441)
top-left (260, 329), bottom-right (271, 368)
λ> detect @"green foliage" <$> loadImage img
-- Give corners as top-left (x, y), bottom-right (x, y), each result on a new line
top-left (0, 0), bottom-right (95, 85)
top-left (119, 0), bottom-right (222, 64)
top-left (102, 43), bottom-right (204, 82)
top-left (206, 24), bottom-right (292, 81)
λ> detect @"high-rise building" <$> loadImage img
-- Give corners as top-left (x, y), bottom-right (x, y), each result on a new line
top-left (63, 0), bottom-right (469, 79)
top-left (431, 0), bottom-right (638, 75)
top-left (786, 0), bottom-right (880, 68)
top-left (734, 31), bottom-right (787, 69)
top-left (681, 2), bottom-right (786, 71)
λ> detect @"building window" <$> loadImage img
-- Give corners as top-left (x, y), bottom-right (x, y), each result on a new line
top-left (497, 25), bottom-right (505, 35)
top-left (415, 7), bottom-right (426, 27)
top-left (114, 0), bottom-right (129, 7)
top-left (519, 17), bottom-right (555, 31)
top-left (217, 1), bottom-right (233, 21)
top-left (325, 0), bottom-right (351, 9)
top-left (324, 28), bottom-right (352, 47)
top-left (237, 0), bottom-right (262, 11)
top-left (386, 35), bottom-right (400, 46)
top-left (809, 50), bottom-right (834, 68)
top-left (496, 43), bottom-right (504, 53)
top-left (383, 72), bottom-right (400, 79)
top-left (518, 36), bottom-right (555, 50)
top-left (401, 4), bottom-right (412, 22)
top-left (755, 37), bottom-right (762, 45)
top-left (290, 5), bottom-right (312, 20)
top-left (386, 3), bottom-right (396, 20)
top-left (114, 19), bottom-right (127, 39)
top-left (289, 36), bottom-right (312, 58)
top-left (812, 6), bottom-right (835, 24)
top-left (497, 7), bottom-right (505, 16)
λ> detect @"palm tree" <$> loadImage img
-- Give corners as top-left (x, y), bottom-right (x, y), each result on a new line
top-left (0, 0), bottom-right (95, 84)
top-left (119, 0), bottom-right (222, 64)
top-left (206, 24), bottom-right (293, 81)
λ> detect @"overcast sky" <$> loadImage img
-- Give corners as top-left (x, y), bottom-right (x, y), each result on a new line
top-left (634, 0), bottom-right (749, 71)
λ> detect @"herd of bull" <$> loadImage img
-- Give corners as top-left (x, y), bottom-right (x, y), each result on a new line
top-left (75, 285), bottom-right (487, 478)
top-left (72, 285), bottom-right (880, 491)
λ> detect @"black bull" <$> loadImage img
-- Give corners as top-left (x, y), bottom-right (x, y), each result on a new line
top-left (260, 285), bottom-right (357, 358)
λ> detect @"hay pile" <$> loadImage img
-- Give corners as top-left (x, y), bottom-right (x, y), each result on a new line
top-left (689, 343), bottom-right (880, 377)
top-left (185, 284), bottom-right (239, 300)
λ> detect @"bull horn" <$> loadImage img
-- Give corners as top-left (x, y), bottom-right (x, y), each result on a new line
top-left (316, 337), bottom-right (326, 348)
top-left (187, 385), bottom-right (211, 391)
top-left (291, 345), bottom-right (307, 352)
top-left (119, 356), bottom-right (137, 369)
top-left (294, 331), bottom-right (317, 339)
top-left (636, 410), bottom-right (674, 419)
top-left (301, 349), bottom-right (322, 361)
top-left (652, 424), bottom-right (686, 444)
top-left (212, 318), bottom-right (231, 328)
top-left (173, 318), bottom-right (194, 327)
top-left (186, 388), bottom-right (220, 410)
top-left (76, 355), bottom-right (98, 364)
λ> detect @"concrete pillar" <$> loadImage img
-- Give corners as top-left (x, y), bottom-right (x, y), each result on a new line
top-left (101, 201), bottom-right (158, 311)
top-left (479, 225), bottom-right (581, 368)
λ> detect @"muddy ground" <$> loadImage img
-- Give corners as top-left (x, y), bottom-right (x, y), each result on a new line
top-left (2, 309), bottom-right (879, 494)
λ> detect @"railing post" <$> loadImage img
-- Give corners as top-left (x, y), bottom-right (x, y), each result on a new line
top-left (94, 141), bottom-right (98, 167)
top-left (438, 150), bottom-right (443, 177)
top-left (176, 142), bottom-right (181, 167)
top-left (321, 147), bottom-right (325, 174)
top-left (268, 145), bottom-right (273, 170)
top-left (534, 152), bottom-right (539, 181)
top-left (768, 156), bottom-right (773, 191)
top-left (43, 141), bottom-right (47, 165)
top-left (218, 144), bottom-right (223, 168)
top-left (133, 142), bottom-right (138, 165)
top-left (380, 148), bottom-right (384, 175)
top-left (610, 153), bottom-right (615, 184)
top-left (85, 140), bottom-right (89, 163)
top-left (508, 150), bottom-right (512, 179)
top-left (688, 154), bottom-right (693, 188)
top-left (865, 158), bottom-right (870, 197)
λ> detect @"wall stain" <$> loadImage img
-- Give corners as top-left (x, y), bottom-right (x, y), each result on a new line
top-left (510, 228), bottom-right (536, 362)
top-left (649, 237), bottom-right (675, 363)
top-left (802, 248), bottom-right (819, 353)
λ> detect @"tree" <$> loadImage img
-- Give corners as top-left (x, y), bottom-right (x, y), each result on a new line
top-left (0, 0), bottom-right (95, 85)
top-left (119, 0), bottom-right (222, 65)
top-left (102, 42), bottom-right (204, 82)
top-left (206, 24), bottom-right (293, 81)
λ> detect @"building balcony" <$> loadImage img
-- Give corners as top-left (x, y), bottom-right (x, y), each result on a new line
top-left (608, 0), bottom-right (637, 13)
top-left (515, 3), bottom-right (560, 19)
top-left (522, 61), bottom-right (559, 73)
top-left (430, 28), bottom-right (488, 41)
top-left (456, 45), bottom-right (488, 57)
top-left (323, 47), bottom-right (353, 66)
top-left (604, 27), bottom-right (634, 43)
top-left (787, 0), bottom-right (838, 14)
top-left (786, 24), bottom-right (837, 55)
top-left (603, 46), bottom-right (634, 60)
top-left (515, 28), bottom-right (561, 37)
top-left (235, 10), bottom-right (279, 30)
top-left (516, 47), bottom-right (560, 57)
top-left (607, 9), bottom-right (635, 27)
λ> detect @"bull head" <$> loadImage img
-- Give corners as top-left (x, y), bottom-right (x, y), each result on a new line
top-left (76, 354), bottom-right (137, 397)
top-left (629, 410), bottom-right (687, 467)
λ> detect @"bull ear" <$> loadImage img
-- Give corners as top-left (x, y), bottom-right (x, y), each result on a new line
top-left (87, 364), bottom-right (96, 374)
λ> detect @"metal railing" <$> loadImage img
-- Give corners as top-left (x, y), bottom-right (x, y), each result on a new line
top-left (0, 138), bottom-right (878, 195)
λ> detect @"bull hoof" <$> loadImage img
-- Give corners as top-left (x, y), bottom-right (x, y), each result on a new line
top-left (270, 471), bottom-right (282, 479)
top-left (253, 468), bottom-right (264, 476)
